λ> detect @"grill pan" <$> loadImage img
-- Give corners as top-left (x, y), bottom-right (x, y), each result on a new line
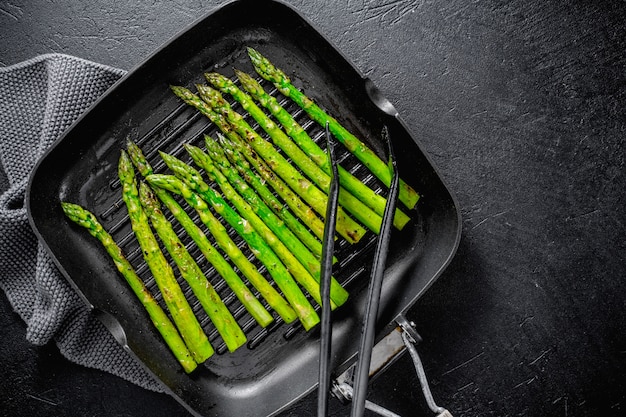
top-left (26, 0), bottom-right (461, 416)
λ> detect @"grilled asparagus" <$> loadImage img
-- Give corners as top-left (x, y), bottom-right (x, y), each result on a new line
top-left (61, 202), bottom-right (197, 373)
top-left (139, 182), bottom-right (246, 352)
top-left (233, 69), bottom-right (411, 230)
top-left (118, 150), bottom-right (214, 364)
top-left (145, 173), bottom-right (319, 331)
top-left (246, 47), bottom-right (420, 209)
top-left (126, 141), bottom-right (279, 328)
top-left (205, 71), bottom-right (386, 234)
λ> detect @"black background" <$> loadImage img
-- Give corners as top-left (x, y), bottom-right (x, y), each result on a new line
top-left (1, 1), bottom-right (624, 416)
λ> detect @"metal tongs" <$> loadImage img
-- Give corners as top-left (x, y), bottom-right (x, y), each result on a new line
top-left (317, 122), bottom-right (340, 417)
top-left (317, 125), bottom-right (451, 417)
top-left (317, 123), bottom-right (398, 416)
top-left (349, 125), bottom-right (399, 417)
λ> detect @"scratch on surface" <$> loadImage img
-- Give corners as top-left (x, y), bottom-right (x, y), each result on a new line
top-left (552, 396), bottom-right (569, 416)
top-left (47, 35), bottom-right (64, 52)
top-left (471, 210), bottom-right (509, 230)
top-left (57, 33), bottom-right (141, 47)
top-left (352, 0), bottom-right (423, 25)
top-left (470, 110), bottom-right (488, 118)
top-left (444, 2), bottom-right (473, 20)
top-left (26, 393), bottom-right (58, 406)
top-left (391, 0), bottom-right (424, 25)
top-left (513, 375), bottom-right (537, 389)
top-left (457, 382), bottom-right (474, 392)
top-left (529, 348), bottom-right (551, 365)
top-left (567, 209), bottom-right (600, 222)
top-left (519, 315), bottom-right (534, 327)
top-left (452, 381), bottom-right (475, 399)
top-left (0, 5), bottom-right (21, 21)
top-left (442, 351), bottom-right (485, 376)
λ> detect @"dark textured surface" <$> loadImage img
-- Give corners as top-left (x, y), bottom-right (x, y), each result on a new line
top-left (1, 1), bottom-right (625, 416)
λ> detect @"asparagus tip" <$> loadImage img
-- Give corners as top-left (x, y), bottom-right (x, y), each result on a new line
top-left (234, 69), bottom-right (263, 95)
top-left (170, 85), bottom-right (196, 102)
top-left (246, 46), bottom-right (259, 59)
top-left (126, 139), bottom-right (140, 153)
top-left (185, 144), bottom-right (210, 170)
top-left (158, 150), bottom-right (180, 172)
top-left (184, 143), bottom-right (202, 161)
top-left (61, 201), bottom-right (80, 220)
top-left (118, 149), bottom-right (134, 177)
top-left (138, 180), bottom-right (152, 198)
top-left (204, 72), bottom-right (226, 84)
top-left (159, 149), bottom-right (175, 160)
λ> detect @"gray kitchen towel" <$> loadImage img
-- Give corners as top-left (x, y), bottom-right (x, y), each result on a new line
top-left (0, 54), bottom-right (163, 392)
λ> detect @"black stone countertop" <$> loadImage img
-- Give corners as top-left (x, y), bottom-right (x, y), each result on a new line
top-left (1, 1), bottom-right (625, 416)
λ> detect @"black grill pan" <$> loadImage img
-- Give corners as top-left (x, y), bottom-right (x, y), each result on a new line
top-left (26, 0), bottom-right (461, 416)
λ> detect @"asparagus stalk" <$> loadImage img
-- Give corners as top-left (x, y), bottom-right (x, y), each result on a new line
top-left (161, 149), bottom-right (345, 309)
top-left (60, 202), bottom-right (197, 373)
top-left (145, 173), bottom-right (319, 331)
top-left (210, 133), bottom-right (325, 260)
top-left (139, 182), bottom-right (246, 352)
top-left (188, 140), bottom-right (348, 307)
top-left (205, 72), bottom-right (386, 234)
top-left (246, 47), bottom-right (420, 210)
top-left (195, 84), bottom-right (368, 242)
top-left (171, 85), bottom-right (326, 241)
top-left (233, 69), bottom-right (411, 230)
top-left (118, 150), bottom-right (213, 363)
top-left (171, 84), bottom-right (365, 244)
top-left (126, 141), bottom-right (278, 328)
top-left (219, 130), bottom-right (326, 242)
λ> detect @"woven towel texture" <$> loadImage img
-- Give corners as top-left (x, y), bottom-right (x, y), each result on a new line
top-left (0, 54), bottom-right (162, 392)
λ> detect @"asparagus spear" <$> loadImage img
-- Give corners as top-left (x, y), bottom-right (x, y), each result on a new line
top-left (170, 85), bottom-right (326, 241)
top-left (145, 173), bottom-right (319, 331)
top-left (233, 69), bottom-right (411, 230)
top-left (118, 150), bottom-right (213, 363)
top-left (188, 140), bottom-right (348, 307)
top-left (246, 47), bottom-right (420, 210)
top-left (126, 141), bottom-right (279, 328)
top-left (171, 84), bottom-right (365, 244)
top-left (196, 84), bottom-right (367, 242)
top-left (205, 72), bottom-right (385, 234)
top-left (219, 130), bottom-right (326, 242)
top-left (60, 202), bottom-right (197, 373)
top-left (139, 182), bottom-right (246, 352)
top-left (211, 133), bottom-right (325, 259)
top-left (161, 149), bottom-right (345, 308)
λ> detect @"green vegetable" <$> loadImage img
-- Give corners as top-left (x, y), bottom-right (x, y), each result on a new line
top-left (118, 150), bottom-right (213, 363)
top-left (126, 140), bottom-right (277, 328)
top-left (61, 202), bottom-right (197, 373)
top-left (210, 132), bottom-right (325, 259)
top-left (220, 130), bottom-right (327, 244)
top-left (233, 69), bottom-right (411, 230)
top-left (145, 173), bottom-right (319, 331)
top-left (247, 47), bottom-right (420, 209)
top-left (205, 71), bottom-right (388, 234)
top-left (186, 140), bottom-right (348, 307)
top-left (171, 84), bottom-right (365, 244)
top-left (163, 147), bottom-right (327, 308)
top-left (139, 182), bottom-right (246, 352)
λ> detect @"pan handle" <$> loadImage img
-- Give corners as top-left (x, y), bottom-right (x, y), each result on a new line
top-left (332, 314), bottom-right (452, 417)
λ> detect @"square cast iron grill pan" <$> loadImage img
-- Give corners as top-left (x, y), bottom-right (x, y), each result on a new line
top-left (26, 0), bottom-right (461, 416)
